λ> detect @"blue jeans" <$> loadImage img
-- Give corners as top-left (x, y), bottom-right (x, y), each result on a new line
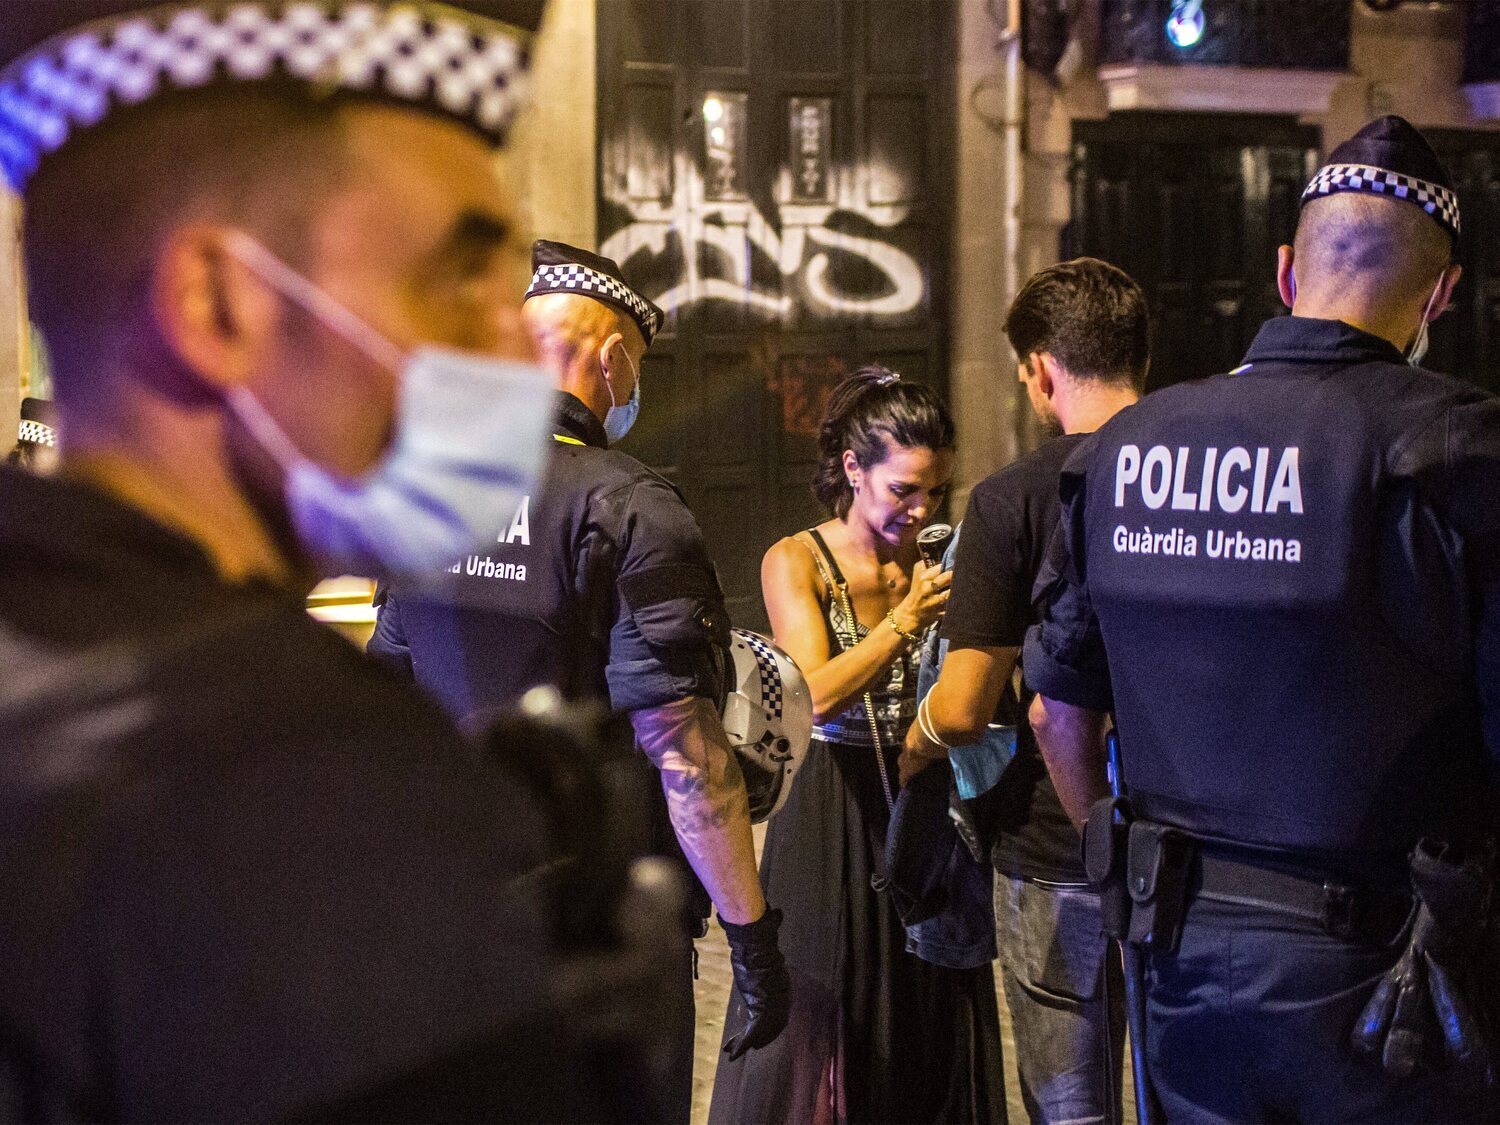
top-left (995, 875), bottom-right (1125, 1125)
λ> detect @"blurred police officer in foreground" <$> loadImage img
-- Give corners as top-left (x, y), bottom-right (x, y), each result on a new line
top-left (8, 398), bottom-right (58, 474)
top-left (0, 2), bottom-right (658, 1119)
top-left (1024, 116), bottom-right (1500, 1121)
top-left (369, 240), bottom-right (792, 1122)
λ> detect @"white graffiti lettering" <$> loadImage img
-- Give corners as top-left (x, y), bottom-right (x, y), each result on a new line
top-left (601, 168), bottom-right (925, 319)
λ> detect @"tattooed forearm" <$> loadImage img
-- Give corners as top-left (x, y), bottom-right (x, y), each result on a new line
top-left (660, 745), bottom-right (749, 837)
top-left (631, 696), bottom-right (766, 924)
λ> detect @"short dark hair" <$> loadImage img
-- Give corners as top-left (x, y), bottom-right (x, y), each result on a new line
top-left (813, 366), bottom-right (955, 519)
top-left (1004, 257), bottom-right (1150, 390)
top-left (23, 85), bottom-right (352, 410)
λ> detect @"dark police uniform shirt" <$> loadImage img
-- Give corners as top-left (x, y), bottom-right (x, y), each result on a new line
top-left (1024, 317), bottom-right (1500, 879)
top-left (369, 391), bottom-right (730, 721)
top-left (0, 466), bottom-right (571, 1121)
top-left (944, 433), bottom-right (1088, 884)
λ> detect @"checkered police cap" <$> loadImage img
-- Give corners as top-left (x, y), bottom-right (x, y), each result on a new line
top-left (18, 419), bottom-right (57, 447)
top-left (18, 398), bottom-right (57, 448)
top-left (1300, 115), bottom-right (1460, 245)
top-left (0, 1), bottom-right (534, 194)
top-left (526, 239), bottom-right (665, 347)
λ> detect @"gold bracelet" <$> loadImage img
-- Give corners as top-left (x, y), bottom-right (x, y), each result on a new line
top-left (885, 608), bottom-right (921, 646)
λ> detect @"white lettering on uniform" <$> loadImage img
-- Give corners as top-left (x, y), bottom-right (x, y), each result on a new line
top-left (1141, 446), bottom-right (1172, 510)
top-left (1115, 445), bottom-right (1141, 507)
top-left (464, 556), bottom-right (529, 581)
top-left (1217, 447), bottom-right (1251, 513)
top-left (1170, 446), bottom-right (1198, 510)
top-left (1265, 448), bottom-right (1303, 514)
top-left (500, 495), bottom-right (531, 546)
top-left (1113, 523), bottom-right (1304, 563)
top-left (1204, 529), bottom-right (1302, 563)
top-left (1112, 444), bottom-right (1304, 518)
top-left (1198, 447), bottom-right (1218, 511)
top-left (1250, 447), bottom-right (1270, 514)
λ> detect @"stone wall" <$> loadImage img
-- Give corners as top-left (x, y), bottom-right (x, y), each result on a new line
top-left (507, 0), bottom-right (597, 249)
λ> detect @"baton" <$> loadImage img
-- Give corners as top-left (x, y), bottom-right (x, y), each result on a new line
top-left (1099, 959), bottom-right (1122, 1125)
top-left (1108, 730), bottom-right (1163, 1125)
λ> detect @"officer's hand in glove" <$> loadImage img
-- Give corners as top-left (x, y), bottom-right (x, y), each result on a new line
top-left (720, 907), bottom-right (792, 1060)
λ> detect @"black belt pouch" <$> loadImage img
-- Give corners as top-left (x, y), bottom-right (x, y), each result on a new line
top-left (1127, 821), bottom-right (1193, 955)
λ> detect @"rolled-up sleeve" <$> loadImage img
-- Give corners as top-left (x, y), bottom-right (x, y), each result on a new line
top-left (1021, 444), bottom-right (1114, 712)
top-left (602, 477), bottom-right (731, 714)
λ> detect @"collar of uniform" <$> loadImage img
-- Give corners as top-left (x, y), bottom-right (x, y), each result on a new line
top-left (553, 392), bottom-right (608, 449)
top-left (1240, 315), bottom-right (1406, 368)
top-left (0, 463), bottom-right (237, 596)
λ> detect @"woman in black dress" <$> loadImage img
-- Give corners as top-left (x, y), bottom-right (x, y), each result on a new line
top-left (711, 369), bottom-right (1005, 1124)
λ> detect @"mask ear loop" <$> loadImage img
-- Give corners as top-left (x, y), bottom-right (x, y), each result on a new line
top-left (1407, 277), bottom-right (1444, 363)
top-left (600, 337), bottom-right (637, 409)
top-left (1420, 277), bottom-right (1442, 329)
top-left (601, 363), bottom-right (620, 410)
top-left (226, 385), bottom-right (310, 472)
top-left (221, 232), bottom-right (405, 373)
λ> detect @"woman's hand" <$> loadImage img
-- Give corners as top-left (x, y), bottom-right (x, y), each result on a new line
top-left (892, 560), bottom-right (952, 634)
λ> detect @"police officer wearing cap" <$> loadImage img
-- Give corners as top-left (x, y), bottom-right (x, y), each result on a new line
top-left (1025, 116), bottom-right (1500, 1122)
top-left (371, 239), bottom-right (793, 1122)
top-left (8, 398), bottom-right (58, 473)
top-left (0, 1), bottom-right (680, 1119)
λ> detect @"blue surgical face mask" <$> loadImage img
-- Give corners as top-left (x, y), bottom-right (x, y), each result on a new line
top-left (603, 354), bottom-right (641, 443)
top-left (223, 233), bottom-right (553, 578)
top-left (604, 377), bottom-right (641, 444)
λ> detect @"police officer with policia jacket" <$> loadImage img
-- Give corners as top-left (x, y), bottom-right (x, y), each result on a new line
top-left (370, 240), bottom-right (793, 1122)
top-left (0, 1), bottom-right (689, 1119)
top-left (1024, 115), bottom-right (1500, 1122)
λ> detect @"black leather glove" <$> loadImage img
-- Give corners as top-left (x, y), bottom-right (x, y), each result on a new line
top-left (1351, 840), bottom-right (1495, 1081)
top-left (720, 907), bottom-right (792, 1061)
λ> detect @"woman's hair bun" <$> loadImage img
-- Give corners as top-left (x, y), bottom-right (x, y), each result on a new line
top-left (812, 365), bottom-right (954, 518)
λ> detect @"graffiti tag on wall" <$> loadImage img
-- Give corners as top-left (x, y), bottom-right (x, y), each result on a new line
top-left (600, 168), bottom-right (926, 322)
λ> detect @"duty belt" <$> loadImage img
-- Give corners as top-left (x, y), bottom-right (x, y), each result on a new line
top-left (1086, 804), bottom-right (1417, 954)
top-left (1193, 848), bottom-right (1413, 945)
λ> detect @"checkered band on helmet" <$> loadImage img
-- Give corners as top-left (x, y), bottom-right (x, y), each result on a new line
top-left (0, 2), bottom-right (530, 193)
top-left (526, 262), bottom-right (664, 345)
top-left (18, 419), bottom-right (57, 447)
top-left (740, 630), bottom-right (784, 720)
top-left (1301, 162), bottom-right (1461, 239)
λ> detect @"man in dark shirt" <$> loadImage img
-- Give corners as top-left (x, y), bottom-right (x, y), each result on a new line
top-left (369, 241), bottom-right (791, 1122)
top-left (0, 3), bottom-right (652, 1119)
top-left (902, 259), bottom-right (1147, 1124)
top-left (1026, 117), bottom-right (1500, 1121)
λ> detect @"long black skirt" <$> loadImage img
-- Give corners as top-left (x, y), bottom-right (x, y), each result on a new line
top-left (709, 735), bottom-right (1006, 1124)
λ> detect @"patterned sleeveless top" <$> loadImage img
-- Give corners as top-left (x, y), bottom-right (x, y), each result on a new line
top-left (800, 529), bottom-right (919, 748)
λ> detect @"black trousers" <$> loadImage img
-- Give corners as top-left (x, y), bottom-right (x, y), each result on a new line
top-left (1143, 894), bottom-right (1494, 1123)
top-left (663, 934), bottom-right (697, 1125)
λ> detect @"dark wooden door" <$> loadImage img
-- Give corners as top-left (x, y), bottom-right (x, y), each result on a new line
top-left (1424, 131), bottom-right (1500, 397)
top-left (1070, 113), bottom-right (1317, 391)
top-left (597, 0), bottom-right (954, 630)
